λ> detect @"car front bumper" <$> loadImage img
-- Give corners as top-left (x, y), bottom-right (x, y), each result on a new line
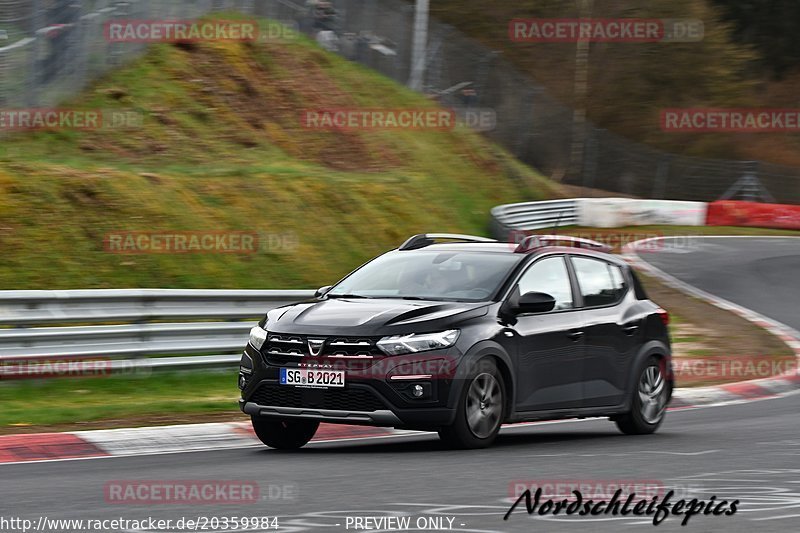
top-left (239, 342), bottom-right (460, 429)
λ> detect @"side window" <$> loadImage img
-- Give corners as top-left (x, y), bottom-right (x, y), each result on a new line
top-left (517, 256), bottom-right (574, 311)
top-left (571, 257), bottom-right (627, 307)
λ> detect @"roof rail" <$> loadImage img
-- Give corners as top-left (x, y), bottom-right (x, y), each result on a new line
top-left (514, 234), bottom-right (613, 253)
top-left (399, 233), bottom-right (497, 251)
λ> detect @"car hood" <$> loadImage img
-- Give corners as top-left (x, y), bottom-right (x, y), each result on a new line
top-left (267, 298), bottom-right (491, 336)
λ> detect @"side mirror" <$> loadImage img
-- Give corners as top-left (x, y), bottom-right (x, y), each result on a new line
top-left (315, 285), bottom-right (332, 298)
top-left (516, 291), bottom-right (556, 314)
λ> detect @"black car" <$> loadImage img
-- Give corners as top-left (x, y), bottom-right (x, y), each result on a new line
top-left (239, 233), bottom-right (672, 449)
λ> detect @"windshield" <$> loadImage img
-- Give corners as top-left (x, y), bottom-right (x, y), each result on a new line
top-left (327, 250), bottom-right (521, 302)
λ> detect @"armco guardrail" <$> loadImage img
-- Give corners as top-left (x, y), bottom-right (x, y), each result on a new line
top-left (0, 289), bottom-right (313, 326)
top-left (490, 197), bottom-right (712, 241)
top-left (0, 289), bottom-right (315, 374)
top-left (490, 199), bottom-right (578, 240)
top-left (0, 322), bottom-right (251, 360)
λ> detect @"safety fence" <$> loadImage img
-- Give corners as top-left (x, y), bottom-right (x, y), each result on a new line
top-left (0, 289), bottom-right (314, 376)
top-left (490, 197), bottom-right (800, 241)
top-left (1, 0), bottom-right (799, 203)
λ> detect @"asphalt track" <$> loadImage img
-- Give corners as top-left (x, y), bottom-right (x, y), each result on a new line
top-left (2, 237), bottom-right (799, 533)
top-left (641, 236), bottom-right (800, 332)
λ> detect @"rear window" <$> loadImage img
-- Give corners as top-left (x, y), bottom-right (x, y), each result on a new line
top-left (630, 268), bottom-right (649, 300)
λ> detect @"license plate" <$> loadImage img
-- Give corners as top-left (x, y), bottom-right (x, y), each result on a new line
top-left (280, 368), bottom-right (345, 388)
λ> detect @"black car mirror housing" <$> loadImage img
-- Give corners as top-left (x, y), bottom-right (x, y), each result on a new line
top-left (315, 285), bottom-right (333, 298)
top-left (516, 291), bottom-right (556, 314)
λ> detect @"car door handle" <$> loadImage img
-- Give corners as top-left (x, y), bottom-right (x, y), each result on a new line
top-left (566, 330), bottom-right (585, 340)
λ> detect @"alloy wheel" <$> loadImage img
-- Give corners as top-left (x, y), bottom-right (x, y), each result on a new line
top-left (638, 365), bottom-right (667, 424)
top-left (465, 372), bottom-right (502, 439)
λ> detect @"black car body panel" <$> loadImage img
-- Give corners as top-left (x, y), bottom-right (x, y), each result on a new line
top-left (266, 298), bottom-right (491, 335)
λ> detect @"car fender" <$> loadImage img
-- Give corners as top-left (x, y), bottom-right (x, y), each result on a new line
top-left (447, 340), bottom-right (515, 413)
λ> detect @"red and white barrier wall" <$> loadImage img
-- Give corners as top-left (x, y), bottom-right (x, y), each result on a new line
top-left (576, 198), bottom-right (800, 230)
top-left (578, 198), bottom-right (707, 228)
top-left (705, 200), bottom-right (800, 230)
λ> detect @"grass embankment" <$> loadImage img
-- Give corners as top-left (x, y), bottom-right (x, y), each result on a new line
top-left (0, 16), bottom-right (563, 432)
top-left (0, 17), bottom-right (559, 291)
top-left (0, 16), bottom-right (565, 431)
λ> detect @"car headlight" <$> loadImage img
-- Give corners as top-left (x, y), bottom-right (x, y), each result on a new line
top-left (249, 325), bottom-right (268, 350)
top-left (377, 330), bottom-right (460, 356)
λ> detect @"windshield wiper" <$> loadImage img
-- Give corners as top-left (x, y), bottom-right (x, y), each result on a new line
top-left (378, 295), bottom-right (446, 301)
top-left (325, 293), bottom-right (371, 299)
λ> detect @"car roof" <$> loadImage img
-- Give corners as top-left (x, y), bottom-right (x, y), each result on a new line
top-left (393, 242), bottom-right (628, 266)
top-left (401, 242), bottom-right (516, 253)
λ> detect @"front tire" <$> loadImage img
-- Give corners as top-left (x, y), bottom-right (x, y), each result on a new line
top-left (438, 358), bottom-right (505, 449)
top-left (614, 356), bottom-right (669, 435)
top-left (251, 417), bottom-right (319, 449)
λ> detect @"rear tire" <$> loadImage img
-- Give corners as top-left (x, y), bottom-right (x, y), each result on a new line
top-left (438, 358), bottom-right (505, 449)
top-left (614, 356), bottom-right (669, 435)
top-left (251, 417), bottom-right (319, 449)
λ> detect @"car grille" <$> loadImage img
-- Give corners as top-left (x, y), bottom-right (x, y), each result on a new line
top-left (262, 334), bottom-right (383, 366)
top-left (249, 383), bottom-right (386, 412)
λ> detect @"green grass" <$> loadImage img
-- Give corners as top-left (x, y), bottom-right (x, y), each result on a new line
top-left (0, 15), bottom-right (559, 291)
top-left (686, 349), bottom-right (714, 357)
top-left (673, 336), bottom-right (704, 344)
top-left (0, 372), bottom-right (238, 428)
top-left (0, 16), bottom-right (563, 432)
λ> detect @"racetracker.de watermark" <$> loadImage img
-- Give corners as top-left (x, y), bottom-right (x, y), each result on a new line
top-left (296, 354), bottom-right (459, 381)
top-left (104, 19), bottom-right (259, 43)
top-left (0, 356), bottom-right (149, 380)
top-left (509, 18), bottom-right (704, 43)
top-left (301, 109), bottom-right (458, 131)
top-left (662, 108), bottom-right (800, 132)
top-left (0, 357), bottom-right (110, 380)
top-left (103, 231), bottom-right (298, 254)
top-left (103, 480), bottom-right (297, 504)
top-left (508, 479), bottom-right (696, 500)
top-left (0, 109), bottom-right (142, 131)
top-left (507, 230), bottom-right (699, 253)
top-left (0, 516), bottom-right (278, 533)
top-left (452, 107), bottom-right (497, 132)
top-left (673, 356), bottom-right (799, 380)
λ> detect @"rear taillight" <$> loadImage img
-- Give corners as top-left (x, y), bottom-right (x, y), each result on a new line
top-left (656, 308), bottom-right (670, 326)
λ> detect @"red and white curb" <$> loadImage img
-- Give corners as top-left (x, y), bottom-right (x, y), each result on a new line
top-left (0, 422), bottom-right (410, 465)
top-left (0, 432), bottom-right (109, 463)
top-left (623, 236), bottom-right (800, 408)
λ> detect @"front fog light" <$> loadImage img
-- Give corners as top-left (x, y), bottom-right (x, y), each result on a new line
top-left (392, 381), bottom-right (432, 401)
top-left (249, 326), bottom-right (267, 350)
